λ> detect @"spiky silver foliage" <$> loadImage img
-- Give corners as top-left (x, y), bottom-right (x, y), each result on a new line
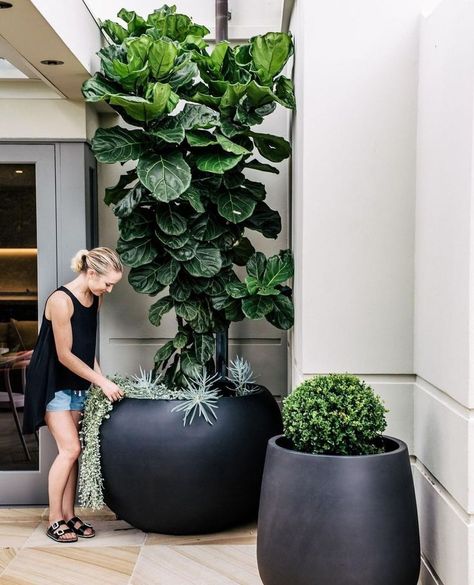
top-left (227, 356), bottom-right (258, 396)
top-left (171, 368), bottom-right (220, 426)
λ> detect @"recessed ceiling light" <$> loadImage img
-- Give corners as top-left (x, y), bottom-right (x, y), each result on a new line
top-left (0, 2), bottom-right (13, 9)
top-left (40, 59), bottom-right (64, 66)
top-left (15, 170), bottom-right (23, 174)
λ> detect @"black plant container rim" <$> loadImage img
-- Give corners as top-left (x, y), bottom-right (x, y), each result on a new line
top-left (271, 434), bottom-right (406, 459)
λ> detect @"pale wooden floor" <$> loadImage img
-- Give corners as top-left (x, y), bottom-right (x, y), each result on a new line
top-left (0, 507), bottom-right (263, 584)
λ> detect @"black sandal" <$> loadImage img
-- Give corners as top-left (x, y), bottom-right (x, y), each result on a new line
top-left (66, 516), bottom-right (96, 538)
top-left (46, 520), bottom-right (78, 543)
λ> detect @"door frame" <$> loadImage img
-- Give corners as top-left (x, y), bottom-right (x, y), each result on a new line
top-left (0, 144), bottom-right (58, 504)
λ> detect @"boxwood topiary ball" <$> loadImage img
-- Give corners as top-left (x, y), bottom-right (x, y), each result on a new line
top-left (282, 374), bottom-right (387, 455)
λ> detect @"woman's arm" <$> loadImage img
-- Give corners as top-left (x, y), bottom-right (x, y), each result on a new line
top-left (47, 292), bottom-right (123, 400)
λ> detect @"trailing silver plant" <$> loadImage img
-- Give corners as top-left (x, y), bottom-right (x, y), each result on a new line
top-left (227, 356), bottom-right (258, 396)
top-left (171, 368), bottom-right (220, 426)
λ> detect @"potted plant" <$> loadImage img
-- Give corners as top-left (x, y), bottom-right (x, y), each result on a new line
top-left (256, 374), bottom-right (420, 585)
top-left (80, 5), bottom-right (295, 534)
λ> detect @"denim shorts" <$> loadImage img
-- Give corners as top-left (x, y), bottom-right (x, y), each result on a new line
top-left (46, 389), bottom-right (87, 412)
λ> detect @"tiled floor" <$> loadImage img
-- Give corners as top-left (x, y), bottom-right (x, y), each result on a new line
top-left (0, 507), bottom-right (262, 584)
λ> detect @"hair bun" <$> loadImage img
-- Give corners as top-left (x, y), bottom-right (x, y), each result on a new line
top-left (70, 249), bottom-right (89, 273)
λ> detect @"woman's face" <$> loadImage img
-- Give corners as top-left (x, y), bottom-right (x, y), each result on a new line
top-left (87, 268), bottom-right (123, 296)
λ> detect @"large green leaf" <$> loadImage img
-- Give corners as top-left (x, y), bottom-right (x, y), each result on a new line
top-left (117, 237), bottom-right (158, 267)
top-left (216, 133), bottom-right (251, 155)
top-left (262, 250), bottom-right (294, 288)
top-left (125, 35), bottom-right (152, 70)
top-left (149, 118), bottom-right (185, 144)
top-left (251, 132), bottom-right (291, 162)
top-left (175, 300), bottom-right (199, 321)
top-left (210, 42), bottom-right (230, 71)
top-left (101, 19), bottom-right (128, 43)
top-left (188, 303), bottom-right (213, 333)
top-left (91, 127), bottom-right (147, 163)
top-left (117, 9), bottom-right (148, 34)
top-left (155, 230), bottom-right (190, 250)
top-left (180, 351), bottom-right (202, 378)
top-left (109, 83), bottom-right (178, 122)
top-left (128, 263), bottom-right (166, 295)
top-left (186, 130), bottom-right (217, 148)
top-left (109, 58), bottom-right (149, 92)
top-left (155, 205), bottom-right (187, 235)
top-left (274, 75), bottom-right (296, 109)
top-left (137, 152), bottom-right (191, 202)
top-left (232, 237), bottom-right (255, 266)
top-left (166, 58), bottom-right (198, 91)
top-left (242, 295), bottom-right (273, 319)
top-left (181, 186), bottom-right (205, 212)
top-left (81, 73), bottom-right (121, 103)
top-left (244, 159), bottom-right (279, 174)
top-left (148, 12), bottom-right (192, 42)
top-left (154, 340), bottom-right (176, 364)
top-left (250, 32), bottom-right (293, 85)
top-left (246, 80), bottom-right (276, 107)
top-left (169, 279), bottom-right (191, 302)
top-left (241, 179), bottom-right (266, 201)
top-left (113, 186), bottom-right (144, 218)
top-left (173, 330), bottom-right (189, 349)
top-left (247, 252), bottom-right (267, 280)
top-left (266, 294), bottom-right (294, 330)
top-left (220, 82), bottom-right (249, 108)
top-left (104, 170), bottom-right (137, 206)
top-left (118, 208), bottom-right (150, 240)
top-left (194, 333), bottom-right (214, 364)
top-left (176, 103), bottom-right (219, 130)
top-left (189, 215), bottom-right (226, 241)
top-left (224, 297), bottom-right (245, 321)
top-left (149, 39), bottom-right (178, 79)
top-left (216, 189), bottom-right (257, 223)
top-left (184, 246), bottom-right (222, 278)
top-left (225, 281), bottom-right (248, 299)
top-left (188, 91), bottom-right (222, 108)
top-left (149, 295), bottom-right (174, 327)
top-left (194, 150), bottom-right (242, 174)
top-left (167, 239), bottom-right (197, 261)
top-left (155, 258), bottom-right (181, 285)
top-left (244, 202), bottom-right (282, 238)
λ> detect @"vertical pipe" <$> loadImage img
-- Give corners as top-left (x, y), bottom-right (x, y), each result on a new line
top-left (215, 0), bottom-right (228, 42)
top-left (215, 0), bottom-right (229, 379)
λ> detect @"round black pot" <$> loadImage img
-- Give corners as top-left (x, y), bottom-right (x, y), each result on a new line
top-left (257, 435), bottom-right (420, 585)
top-left (100, 386), bottom-right (282, 534)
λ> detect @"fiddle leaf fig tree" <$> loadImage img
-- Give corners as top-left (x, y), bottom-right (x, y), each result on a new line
top-left (83, 4), bottom-right (296, 385)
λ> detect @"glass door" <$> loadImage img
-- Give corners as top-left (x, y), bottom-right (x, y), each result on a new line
top-left (0, 144), bottom-right (57, 504)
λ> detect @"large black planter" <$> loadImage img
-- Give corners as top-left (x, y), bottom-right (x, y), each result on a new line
top-left (257, 435), bottom-right (420, 585)
top-left (100, 386), bottom-right (282, 534)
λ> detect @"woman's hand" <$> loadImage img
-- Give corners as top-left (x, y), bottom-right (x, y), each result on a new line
top-left (99, 378), bottom-right (124, 402)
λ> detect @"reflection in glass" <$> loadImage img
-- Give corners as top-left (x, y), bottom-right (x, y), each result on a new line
top-left (0, 164), bottom-right (39, 470)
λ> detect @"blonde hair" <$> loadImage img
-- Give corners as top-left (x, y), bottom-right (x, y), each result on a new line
top-left (70, 247), bottom-right (123, 275)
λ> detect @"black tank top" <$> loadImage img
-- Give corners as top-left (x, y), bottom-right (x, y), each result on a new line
top-left (22, 286), bottom-right (99, 433)
top-left (54, 286), bottom-right (99, 389)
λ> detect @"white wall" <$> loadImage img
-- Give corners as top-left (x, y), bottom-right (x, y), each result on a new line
top-left (414, 0), bottom-right (474, 582)
top-left (289, 0), bottom-right (420, 452)
top-left (290, 0), bottom-right (420, 381)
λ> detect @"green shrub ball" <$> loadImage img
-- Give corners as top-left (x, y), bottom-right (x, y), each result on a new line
top-left (282, 374), bottom-right (388, 456)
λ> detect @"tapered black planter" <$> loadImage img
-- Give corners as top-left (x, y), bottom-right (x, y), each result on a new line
top-left (257, 435), bottom-right (420, 585)
top-left (100, 386), bottom-right (282, 534)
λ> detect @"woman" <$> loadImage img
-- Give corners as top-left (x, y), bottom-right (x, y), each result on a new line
top-left (23, 247), bottom-right (124, 543)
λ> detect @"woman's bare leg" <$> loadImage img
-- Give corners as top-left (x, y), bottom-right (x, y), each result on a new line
top-left (45, 410), bottom-right (81, 541)
top-left (61, 410), bottom-right (93, 537)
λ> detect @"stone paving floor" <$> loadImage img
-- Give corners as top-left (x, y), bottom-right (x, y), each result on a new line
top-left (0, 507), bottom-right (262, 584)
